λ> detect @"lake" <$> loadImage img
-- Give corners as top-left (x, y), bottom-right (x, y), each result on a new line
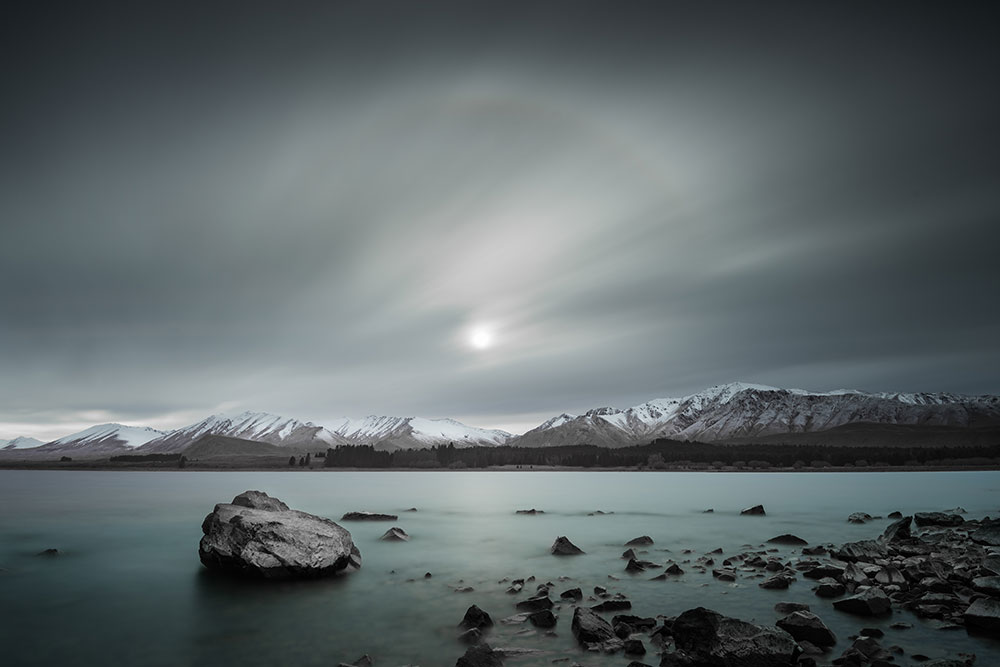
top-left (1, 470), bottom-right (999, 666)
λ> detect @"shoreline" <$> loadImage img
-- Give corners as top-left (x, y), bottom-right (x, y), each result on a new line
top-left (1, 462), bottom-right (999, 473)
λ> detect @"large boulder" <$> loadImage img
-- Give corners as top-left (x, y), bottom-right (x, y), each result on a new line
top-left (199, 491), bottom-right (361, 579)
top-left (668, 607), bottom-right (800, 666)
top-left (776, 611), bottom-right (836, 647)
top-left (832, 587), bottom-right (891, 616)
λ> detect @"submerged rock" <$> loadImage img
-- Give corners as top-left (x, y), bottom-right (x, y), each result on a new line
top-left (668, 606), bottom-right (800, 666)
top-left (199, 490), bottom-right (361, 579)
top-left (340, 511), bottom-right (398, 521)
top-left (551, 536), bottom-right (584, 555)
top-left (379, 527), bottom-right (409, 541)
top-left (35, 548), bottom-right (59, 557)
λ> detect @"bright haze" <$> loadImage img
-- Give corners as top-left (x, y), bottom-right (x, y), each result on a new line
top-left (2, 2), bottom-right (998, 441)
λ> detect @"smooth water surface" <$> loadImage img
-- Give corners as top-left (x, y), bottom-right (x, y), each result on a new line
top-left (2, 470), bottom-right (999, 666)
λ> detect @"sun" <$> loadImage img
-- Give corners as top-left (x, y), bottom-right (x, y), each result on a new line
top-left (469, 327), bottom-right (493, 350)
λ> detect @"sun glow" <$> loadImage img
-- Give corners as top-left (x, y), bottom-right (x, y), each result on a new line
top-left (469, 327), bottom-right (493, 350)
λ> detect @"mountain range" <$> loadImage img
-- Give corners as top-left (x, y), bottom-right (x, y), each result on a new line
top-left (2, 382), bottom-right (997, 459)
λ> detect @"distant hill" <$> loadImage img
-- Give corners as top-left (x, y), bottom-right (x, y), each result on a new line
top-left (183, 434), bottom-right (290, 458)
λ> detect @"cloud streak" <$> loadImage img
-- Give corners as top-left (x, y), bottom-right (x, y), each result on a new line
top-left (1, 2), bottom-right (998, 439)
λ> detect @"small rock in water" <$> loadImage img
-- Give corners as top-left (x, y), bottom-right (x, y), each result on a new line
top-left (625, 535), bottom-right (654, 547)
top-left (424, 572), bottom-right (432, 578)
top-left (887, 510), bottom-right (903, 519)
top-left (337, 654), bottom-right (374, 667)
top-left (515, 595), bottom-right (553, 612)
top-left (847, 512), bottom-right (874, 524)
top-left (591, 599), bottom-right (632, 612)
top-left (767, 534), bottom-right (808, 545)
top-left (776, 611), bottom-right (836, 647)
top-left (774, 601), bottom-right (810, 614)
top-left (560, 587), bottom-right (582, 600)
top-left (36, 548), bottom-right (59, 557)
top-left (404, 507), bottom-right (418, 512)
top-left (550, 536), bottom-right (584, 555)
top-left (340, 511), bottom-right (398, 521)
top-left (515, 509), bottom-right (544, 515)
top-left (740, 504), bottom-right (766, 516)
top-left (702, 508), bottom-right (714, 513)
top-left (528, 609), bottom-right (556, 628)
top-left (459, 605), bottom-right (494, 631)
top-left (379, 527), bottom-right (409, 541)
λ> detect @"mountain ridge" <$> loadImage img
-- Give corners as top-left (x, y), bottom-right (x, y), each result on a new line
top-left (2, 382), bottom-right (997, 458)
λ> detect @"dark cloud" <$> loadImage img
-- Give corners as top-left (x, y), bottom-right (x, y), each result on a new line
top-left (2, 2), bottom-right (998, 439)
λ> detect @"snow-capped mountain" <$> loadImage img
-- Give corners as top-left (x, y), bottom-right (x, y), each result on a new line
top-left (328, 415), bottom-right (512, 451)
top-left (28, 424), bottom-right (167, 455)
top-left (1, 436), bottom-right (44, 450)
top-left (511, 382), bottom-right (1000, 448)
top-left (138, 411), bottom-right (345, 453)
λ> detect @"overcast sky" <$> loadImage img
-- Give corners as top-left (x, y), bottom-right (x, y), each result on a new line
top-left (2, 2), bottom-right (998, 440)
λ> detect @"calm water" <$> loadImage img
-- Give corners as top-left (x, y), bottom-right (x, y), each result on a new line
top-left (1, 470), bottom-right (999, 666)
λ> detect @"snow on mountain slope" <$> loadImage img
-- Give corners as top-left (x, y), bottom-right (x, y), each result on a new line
top-left (328, 415), bottom-right (511, 451)
top-left (511, 382), bottom-right (1000, 448)
top-left (1, 436), bottom-right (45, 450)
top-left (138, 411), bottom-right (345, 453)
top-left (25, 424), bottom-right (167, 456)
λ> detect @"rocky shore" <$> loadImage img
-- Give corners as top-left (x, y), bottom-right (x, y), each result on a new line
top-left (197, 492), bottom-right (998, 666)
top-left (441, 509), bottom-right (999, 667)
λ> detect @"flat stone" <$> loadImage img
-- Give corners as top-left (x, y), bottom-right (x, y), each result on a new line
top-left (340, 511), bottom-right (398, 521)
top-left (833, 587), bottom-right (892, 616)
top-left (963, 597), bottom-right (1000, 633)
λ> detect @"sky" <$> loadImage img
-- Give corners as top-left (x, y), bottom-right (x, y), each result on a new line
top-left (2, 2), bottom-right (999, 441)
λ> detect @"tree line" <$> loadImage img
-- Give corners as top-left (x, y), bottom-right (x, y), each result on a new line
top-left (322, 440), bottom-right (1000, 469)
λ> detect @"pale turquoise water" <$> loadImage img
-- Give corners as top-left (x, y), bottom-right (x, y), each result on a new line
top-left (1, 470), bottom-right (999, 666)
